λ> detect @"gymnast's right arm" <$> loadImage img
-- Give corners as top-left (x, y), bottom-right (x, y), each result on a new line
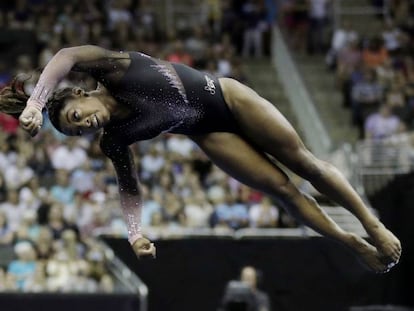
top-left (19, 45), bottom-right (119, 136)
top-left (100, 135), bottom-right (156, 259)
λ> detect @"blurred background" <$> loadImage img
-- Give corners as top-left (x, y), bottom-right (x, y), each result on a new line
top-left (0, 0), bottom-right (413, 311)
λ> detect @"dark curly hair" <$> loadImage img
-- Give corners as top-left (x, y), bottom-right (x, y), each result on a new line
top-left (0, 75), bottom-right (74, 134)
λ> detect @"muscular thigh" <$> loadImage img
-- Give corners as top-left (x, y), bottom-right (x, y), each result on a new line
top-left (190, 132), bottom-right (297, 197)
top-left (220, 78), bottom-right (319, 175)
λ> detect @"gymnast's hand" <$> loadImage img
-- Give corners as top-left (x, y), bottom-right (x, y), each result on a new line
top-left (132, 237), bottom-right (156, 259)
top-left (19, 104), bottom-right (43, 137)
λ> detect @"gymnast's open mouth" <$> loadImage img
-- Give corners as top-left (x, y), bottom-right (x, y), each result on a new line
top-left (92, 114), bottom-right (99, 128)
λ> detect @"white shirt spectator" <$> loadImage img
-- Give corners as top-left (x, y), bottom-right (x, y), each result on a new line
top-left (382, 26), bottom-right (402, 52)
top-left (0, 201), bottom-right (26, 232)
top-left (365, 105), bottom-right (401, 140)
top-left (50, 143), bottom-right (87, 171)
top-left (185, 202), bottom-right (213, 228)
top-left (249, 198), bottom-right (279, 228)
top-left (141, 148), bottom-right (165, 179)
top-left (331, 28), bottom-right (358, 53)
top-left (309, 0), bottom-right (329, 19)
top-left (3, 157), bottom-right (34, 190)
top-left (166, 135), bottom-right (195, 158)
top-left (70, 167), bottom-right (96, 194)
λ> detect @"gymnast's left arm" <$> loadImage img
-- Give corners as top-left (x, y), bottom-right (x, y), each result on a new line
top-left (100, 136), bottom-right (156, 259)
top-left (20, 45), bottom-right (123, 135)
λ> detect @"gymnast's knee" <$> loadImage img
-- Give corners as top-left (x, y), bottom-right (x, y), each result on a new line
top-left (268, 179), bottom-right (300, 202)
top-left (288, 149), bottom-right (328, 181)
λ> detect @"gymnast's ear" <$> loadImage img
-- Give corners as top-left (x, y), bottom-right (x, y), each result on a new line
top-left (72, 87), bottom-right (85, 97)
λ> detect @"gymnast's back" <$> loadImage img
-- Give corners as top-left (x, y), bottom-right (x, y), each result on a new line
top-left (72, 46), bottom-right (237, 143)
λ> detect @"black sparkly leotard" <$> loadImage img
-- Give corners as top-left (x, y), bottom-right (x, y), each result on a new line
top-left (92, 52), bottom-right (238, 145)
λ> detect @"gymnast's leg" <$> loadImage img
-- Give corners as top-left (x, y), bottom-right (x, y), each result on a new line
top-left (219, 77), bottom-right (401, 266)
top-left (191, 132), bottom-right (388, 272)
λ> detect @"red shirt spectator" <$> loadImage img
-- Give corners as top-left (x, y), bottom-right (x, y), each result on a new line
top-left (0, 113), bottom-right (19, 134)
top-left (362, 38), bottom-right (389, 69)
top-left (166, 40), bottom-right (194, 66)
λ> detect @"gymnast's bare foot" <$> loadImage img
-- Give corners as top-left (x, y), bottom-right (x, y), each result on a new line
top-left (346, 233), bottom-right (392, 273)
top-left (365, 222), bottom-right (401, 265)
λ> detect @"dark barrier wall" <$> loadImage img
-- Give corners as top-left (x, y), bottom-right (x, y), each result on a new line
top-left (367, 172), bottom-right (414, 308)
top-left (0, 293), bottom-right (140, 311)
top-left (104, 237), bottom-right (396, 311)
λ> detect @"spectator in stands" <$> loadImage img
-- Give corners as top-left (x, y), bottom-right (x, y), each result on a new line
top-left (60, 228), bottom-right (85, 260)
top-left (142, 189), bottom-right (162, 227)
top-left (166, 135), bottom-right (195, 158)
top-left (212, 192), bottom-right (249, 230)
top-left (242, 0), bottom-right (266, 58)
top-left (33, 226), bottom-right (54, 260)
top-left (382, 20), bottom-right (405, 55)
top-left (307, 0), bottom-right (331, 55)
top-left (46, 246), bottom-right (97, 292)
top-left (336, 39), bottom-right (362, 107)
top-left (0, 189), bottom-right (26, 232)
top-left (161, 192), bottom-right (186, 228)
top-left (19, 176), bottom-right (45, 211)
top-left (365, 103), bottom-right (401, 140)
top-left (19, 209), bottom-right (41, 242)
top-left (0, 172), bottom-right (7, 203)
top-left (26, 141), bottom-right (54, 180)
top-left (0, 112), bottom-right (19, 134)
top-left (326, 21), bottom-right (358, 69)
top-left (281, 0), bottom-right (309, 53)
top-left (24, 261), bottom-right (47, 292)
top-left (7, 0), bottom-right (33, 30)
top-left (7, 241), bottom-right (37, 290)
top-left (50, 169), bottom-right (76, 205)
top-left (166, 40), bottom-right (194, 66)
top-left (46, 202), bottom-right (77, 240)
top-left (184, 190), bottom-right (213, 228)
top-left (386, 80), bottom-right (406, 117)
top-left (362, 36), bottom-right (389, 69)
top-left (185, 26), bottom-right (208, 67)
top-left (50, 137), bottom-right (87, 171)
top-left (3, 155), bottom-right (34, 190)
top-left (0, 268), bottom-right (7, 291)
top-left (249, 196), bottom-right (279, 228)
top-left (376, 58), bottom-right (396, 88)
top-left (0, 210), bottom-right (14, 245)
top-left (351, 68), bottom-right (383, 137)
top-left (141, 144), bottom-right (165, 182)
top-left (99, 274), bottom-right (114, 293)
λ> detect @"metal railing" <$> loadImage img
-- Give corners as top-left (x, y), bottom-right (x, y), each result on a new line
top-left (332, 0), bottom-right (391, 29)
top-left (355, 136), bottom-right (414, 196)
top-left (272, 26), bottom-right (332, 156)
top-left (100, 240), bottom-right (148, 311)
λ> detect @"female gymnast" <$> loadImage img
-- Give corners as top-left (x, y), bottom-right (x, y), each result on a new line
top-left (0, 45), bottom-right (401, 273)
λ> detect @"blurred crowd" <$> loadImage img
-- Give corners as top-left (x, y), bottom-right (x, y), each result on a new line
top-left (332, 1), bottom-right (414, 142)
top-left (0, 0), bottom-right (292, 293)
top-left (281, 0), bottom-right (414, 143)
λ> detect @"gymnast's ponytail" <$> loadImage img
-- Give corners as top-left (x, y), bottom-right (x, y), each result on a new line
top-left (0, 75), bottom-right (73, 133)
top-left (0, 75), bottom-right (31, 119)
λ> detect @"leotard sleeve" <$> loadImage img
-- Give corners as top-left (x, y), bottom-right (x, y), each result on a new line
top-left (100, 133), bottom-right (143, 245)
top-left (28, 45), bottom-right (128, 110)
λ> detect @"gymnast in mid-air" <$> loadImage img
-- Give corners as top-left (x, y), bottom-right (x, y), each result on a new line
top-left (0, 45), bottom-right (401, 273)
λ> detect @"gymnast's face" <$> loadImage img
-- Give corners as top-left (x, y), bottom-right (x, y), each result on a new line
top-left (58, 87), bottom-right (111, 136)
